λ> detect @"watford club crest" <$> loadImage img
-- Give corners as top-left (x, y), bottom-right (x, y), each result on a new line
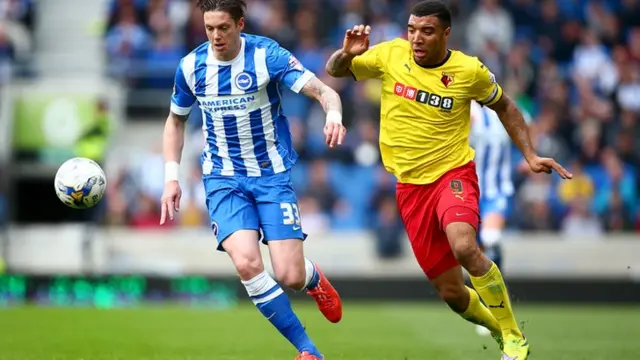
top-left (441, 72), bottom-right (455, 87)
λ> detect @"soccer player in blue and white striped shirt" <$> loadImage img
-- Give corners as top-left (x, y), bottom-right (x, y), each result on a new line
top-left (470, 100), bottom-right (516, 264)
top-left (159, 1), bottom-right (345, 359)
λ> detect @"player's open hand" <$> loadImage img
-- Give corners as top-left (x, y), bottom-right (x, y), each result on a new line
top-left (160, 180), bottom-right (182, 225)
top-left (343, 24), bottom-right (371, 56)
top-left (527, 156), bottom-right (573, 179)
top-left (324, 121), bottom-right (347, 148)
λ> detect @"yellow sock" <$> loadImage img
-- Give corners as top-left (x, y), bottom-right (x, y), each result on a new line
top-left (470, 263), bottom-right (523, 338)
top-left (460, 286), bottom-right (501, 335)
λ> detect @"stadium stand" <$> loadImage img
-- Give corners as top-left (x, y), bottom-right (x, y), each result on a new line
top-left (98, 0), bottom-right (640, 257)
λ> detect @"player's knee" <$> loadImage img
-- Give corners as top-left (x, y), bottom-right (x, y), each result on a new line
top-left (274, 265), bottom-right (306, 290)
top-left (446, 224), bottom-right (489, 275)
top-left (453, 243), bottom-right (489, 276)
top-left (233, 255), bottom-right (264, 280)
top-left (450, 238), bottom-right (480, 264)
top-left (446, 224), bottom-right (478, 260)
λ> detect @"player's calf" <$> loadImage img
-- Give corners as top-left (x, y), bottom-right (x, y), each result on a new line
top-left (433, 273), bottom-right (470, 313)
top-left (281, 258), bottom-right (343, 324)
top-left (269, 240), bottom-right (318, 291)
top-left (242, 271), bottom-right (323, 358)
top-left (430, 266), bottom-right (503, 349)
top-left (446, 223), bottom-right (525, 339)
top-left (269, 240), bottom-right (343, 323)
top-left (225, 232), bottom-right (323, 358)
top-left (444, 222), bottom-right (525, 338)
top-left (273, 258), bottom-right (307, 290)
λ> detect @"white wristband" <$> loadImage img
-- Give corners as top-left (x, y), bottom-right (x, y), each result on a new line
top-left (326, 110), bottom-right (342, 125)
top-left (165, 161), bottom-right (180, 183)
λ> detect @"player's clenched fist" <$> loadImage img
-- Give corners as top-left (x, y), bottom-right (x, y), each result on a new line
top-left (343, 24), bottom-right (371, 56)
top-left (160, 180), bottom-right (182, 225)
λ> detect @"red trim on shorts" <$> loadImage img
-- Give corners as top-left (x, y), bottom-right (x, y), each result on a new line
top-left (440, 205), bottom-right (481, 233)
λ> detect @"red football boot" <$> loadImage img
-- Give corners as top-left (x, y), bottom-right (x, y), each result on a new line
top-left (295, 351), bottom-right (323, 360)
top-left (306, 264), bottom-right (343, 323)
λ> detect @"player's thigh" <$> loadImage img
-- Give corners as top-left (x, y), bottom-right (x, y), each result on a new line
top-left (437, 163), bottom-right (482, 251)
top-left (203, 176), bottom-right (260, 251)
top-left (396, 182), bottom-right (459, 279)
top-left (252, 171), bottom-right (307, 242)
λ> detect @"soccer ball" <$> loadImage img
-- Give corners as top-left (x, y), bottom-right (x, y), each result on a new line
top-left (54, 157), bottom-right (107, 209)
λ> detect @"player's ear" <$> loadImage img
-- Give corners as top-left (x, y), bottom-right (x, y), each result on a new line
top-left (237, 17), bottom-right (245, 31)
top-left (444, 27), bottom-right (451, 39)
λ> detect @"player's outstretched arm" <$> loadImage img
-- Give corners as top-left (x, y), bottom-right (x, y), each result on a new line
top-left (489, 96), bottom-right (573, 179)
top-left (326, 24), bottom-right (371, 78)
top-left (160, 111), bottom-right (188, 224)
top-left (300, 76), bottom-right (347, 148)
top-left (487, 96), bottom-right (534, 159)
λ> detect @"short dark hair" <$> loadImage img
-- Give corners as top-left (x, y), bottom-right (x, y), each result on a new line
top-left (411, 0), bottom-right (451, 28)
top-left (197, 0), bottom-right (246, 22)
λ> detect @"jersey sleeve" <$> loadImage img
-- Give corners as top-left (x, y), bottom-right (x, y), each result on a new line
top-left (348, 43), bottom-right (387, 80)
top-left (170, 58), bottom-right (196, 116)
top-left (469, 59), bottom-right (503, 107)
top-left (267, 44), bottom-right (315, 93)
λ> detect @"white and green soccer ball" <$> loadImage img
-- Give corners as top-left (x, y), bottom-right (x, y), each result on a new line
top-left (54, 157), bottom-right (107, 209)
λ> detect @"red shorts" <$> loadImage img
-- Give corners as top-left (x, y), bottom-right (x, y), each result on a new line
top-left (396, 161), bottom-right (481, 279)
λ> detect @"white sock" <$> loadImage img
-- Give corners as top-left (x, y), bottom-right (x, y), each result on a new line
top-left (241, 271), bottom-right (283, 304)
top-left (303, 257), bottom-right (317, 290)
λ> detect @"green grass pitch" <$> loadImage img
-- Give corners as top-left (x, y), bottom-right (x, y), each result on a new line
top-left (1, 302), bottom-right (638, 359)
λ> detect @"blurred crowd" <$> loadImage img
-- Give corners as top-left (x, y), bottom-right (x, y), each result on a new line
top-left (102, 0), bottom-right (640, 252)
top-left (5, 0), bottom-right (640, 255)
top-left (0, 0), bottom-right (35, 226)
top-left (0, 0), bottom-right (34, 84)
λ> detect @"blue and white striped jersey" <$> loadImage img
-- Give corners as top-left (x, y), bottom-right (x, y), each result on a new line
top-left (469, 101), bottom-right (515, 200)
top-left (170, 34), bottom-right (315, 177)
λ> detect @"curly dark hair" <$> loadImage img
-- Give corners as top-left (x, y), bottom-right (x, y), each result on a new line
top-left (197, 0), bottom-right (246, 22)
top-left (411, 0), bottom-right (451, 28)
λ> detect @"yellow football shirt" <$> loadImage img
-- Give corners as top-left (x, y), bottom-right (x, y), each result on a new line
top-left (349, 38), bottom-right (504, 184)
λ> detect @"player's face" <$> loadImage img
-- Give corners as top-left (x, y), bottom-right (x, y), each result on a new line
top-left (203, 10), bottom-right (245, 60)
top-left (407, 15), bottom-right (450, 66)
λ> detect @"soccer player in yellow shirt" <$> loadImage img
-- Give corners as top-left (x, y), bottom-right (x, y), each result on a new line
top-left (325, 1), bottom-right (572, 359)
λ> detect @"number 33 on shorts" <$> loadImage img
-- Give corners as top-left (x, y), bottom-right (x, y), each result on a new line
top-left (281, 202), bottom-right (302, 230)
